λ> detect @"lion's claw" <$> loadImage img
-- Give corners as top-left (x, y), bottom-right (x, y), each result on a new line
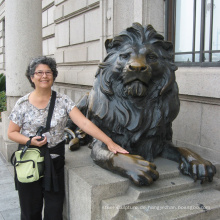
top-left (179, 152), bottom-right (216, 183)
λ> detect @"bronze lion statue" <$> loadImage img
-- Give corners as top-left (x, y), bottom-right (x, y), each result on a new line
top-left (66, 23), bottom-right (216, 186)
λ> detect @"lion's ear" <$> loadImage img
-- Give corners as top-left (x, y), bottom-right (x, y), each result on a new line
top-left (163, 41), bottom-right (174, 52)
top-left (105, 38), bottom-right (113, 53)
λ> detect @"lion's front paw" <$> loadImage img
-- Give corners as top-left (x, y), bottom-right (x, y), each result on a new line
top-left (111, 154), bottom-right (159, 186)
top-left (179, 154), bottom-right (216, 183)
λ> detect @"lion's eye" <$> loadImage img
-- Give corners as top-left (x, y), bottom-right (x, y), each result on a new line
top-left (146, 54), bottom-right (158, 62)
top-left (120, 53), bottom-right (130, 59)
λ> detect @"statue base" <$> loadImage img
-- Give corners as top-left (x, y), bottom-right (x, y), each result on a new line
top-left (64, 145), bottom-right (220, 220)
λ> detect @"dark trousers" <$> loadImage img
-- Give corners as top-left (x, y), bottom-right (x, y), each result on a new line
top-left (16, 157), bottom-right (65, 220)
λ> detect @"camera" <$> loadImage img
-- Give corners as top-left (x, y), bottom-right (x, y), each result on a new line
top-left (36, 126), bottom-right (45, 141)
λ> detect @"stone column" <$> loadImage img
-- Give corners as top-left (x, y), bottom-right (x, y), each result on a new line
top-left (1, 0), bottom-right (42, 160)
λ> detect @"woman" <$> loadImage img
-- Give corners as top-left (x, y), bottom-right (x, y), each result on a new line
top-left (8, 56), bottom-right (128, 220)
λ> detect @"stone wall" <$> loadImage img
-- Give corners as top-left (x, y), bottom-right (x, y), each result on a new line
top-left (173, 67), bottom-right (220, 163)
top-left (43, 0), bottom-right (102, 102)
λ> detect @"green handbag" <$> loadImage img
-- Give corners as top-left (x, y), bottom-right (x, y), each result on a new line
top-left (14, 147), bottom-right (44, 183)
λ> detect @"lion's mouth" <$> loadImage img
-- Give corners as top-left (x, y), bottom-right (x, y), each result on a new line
top-left (124, 80), bottom-right (148, 97)
top-left (123, 71), bottom-right (151, 97)
top-left (123, 72), bottom-right (151, 86)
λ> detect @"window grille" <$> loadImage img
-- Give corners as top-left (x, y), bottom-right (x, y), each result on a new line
top-left (165, 0), bottom-right (220, 66)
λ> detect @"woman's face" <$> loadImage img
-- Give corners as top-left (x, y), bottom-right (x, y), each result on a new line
top-left (31, 64), bottom-right (54, 90)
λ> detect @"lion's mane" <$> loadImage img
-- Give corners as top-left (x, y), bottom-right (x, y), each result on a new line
top-left (85, 23), bottom-right (180, 161)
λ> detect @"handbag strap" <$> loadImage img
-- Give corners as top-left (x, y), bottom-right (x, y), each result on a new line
top-left (42, 90), bottom-right (57, 133)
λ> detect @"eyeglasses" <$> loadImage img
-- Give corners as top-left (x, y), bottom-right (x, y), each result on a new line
top-left (34, 71), bottom-right (53, 77)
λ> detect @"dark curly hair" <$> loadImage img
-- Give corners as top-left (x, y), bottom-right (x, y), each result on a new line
top-left (25, 56), bottom-right (58, 88)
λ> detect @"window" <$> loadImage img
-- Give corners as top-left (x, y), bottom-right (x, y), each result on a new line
top-left (165, 0), bottom-right (220, 66)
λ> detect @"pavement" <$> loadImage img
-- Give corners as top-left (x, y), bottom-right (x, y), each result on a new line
top-left (0, 153), bottom-right (20, 220)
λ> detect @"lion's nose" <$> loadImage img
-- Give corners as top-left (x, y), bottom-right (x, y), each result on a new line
top-left (129, 65), bottom-right (147, 72)
top-left (128, 62), bottom-right (148, 72)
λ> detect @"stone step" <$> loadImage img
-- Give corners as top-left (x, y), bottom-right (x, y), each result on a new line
top-left (128, 175), bottom-right (196, 200)
top-left (101, 170), bottom-right (220, 220)
top-left (129, 176), bottom-right (220, 201)
top-left (153, 158), bottom-right (181, 180)
top-left (101, 177), bottom-right (220, 210)
top-left (102, 184), bottom-right (220, 220)
top-left (125, 188), bottom-right (220, 220)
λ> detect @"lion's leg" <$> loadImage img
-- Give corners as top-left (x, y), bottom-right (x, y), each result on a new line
top-left (136, 138), bottom-right (165, 162)
top-left (161, 142), bottom-right (216, 183)
top-left (90, 139), bottom-right (115, 170)
top-left (91, 139), bottom-right (159, 186)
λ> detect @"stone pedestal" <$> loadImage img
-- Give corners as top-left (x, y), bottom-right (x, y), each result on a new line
top-left (64, 146), bottom-right (220, 220)
top-left (0, 111), bottom-right (17, 160)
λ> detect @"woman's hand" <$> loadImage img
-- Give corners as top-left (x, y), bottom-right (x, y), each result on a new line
top-left (31, 136), bottom-right (48, 147)
top-left (107, 141), bottom-right (129, 154)
top-left (8, 121), bottom-right (48, 147)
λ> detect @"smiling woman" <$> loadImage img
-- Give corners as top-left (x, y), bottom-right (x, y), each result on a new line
top-left (7, 56), bottom-right (128, 220)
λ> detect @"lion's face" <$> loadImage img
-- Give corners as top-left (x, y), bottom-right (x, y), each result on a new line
top-left (98, 24), bottom-right (176, 101)
top-left (114, 44), bottom-right (165, 97)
